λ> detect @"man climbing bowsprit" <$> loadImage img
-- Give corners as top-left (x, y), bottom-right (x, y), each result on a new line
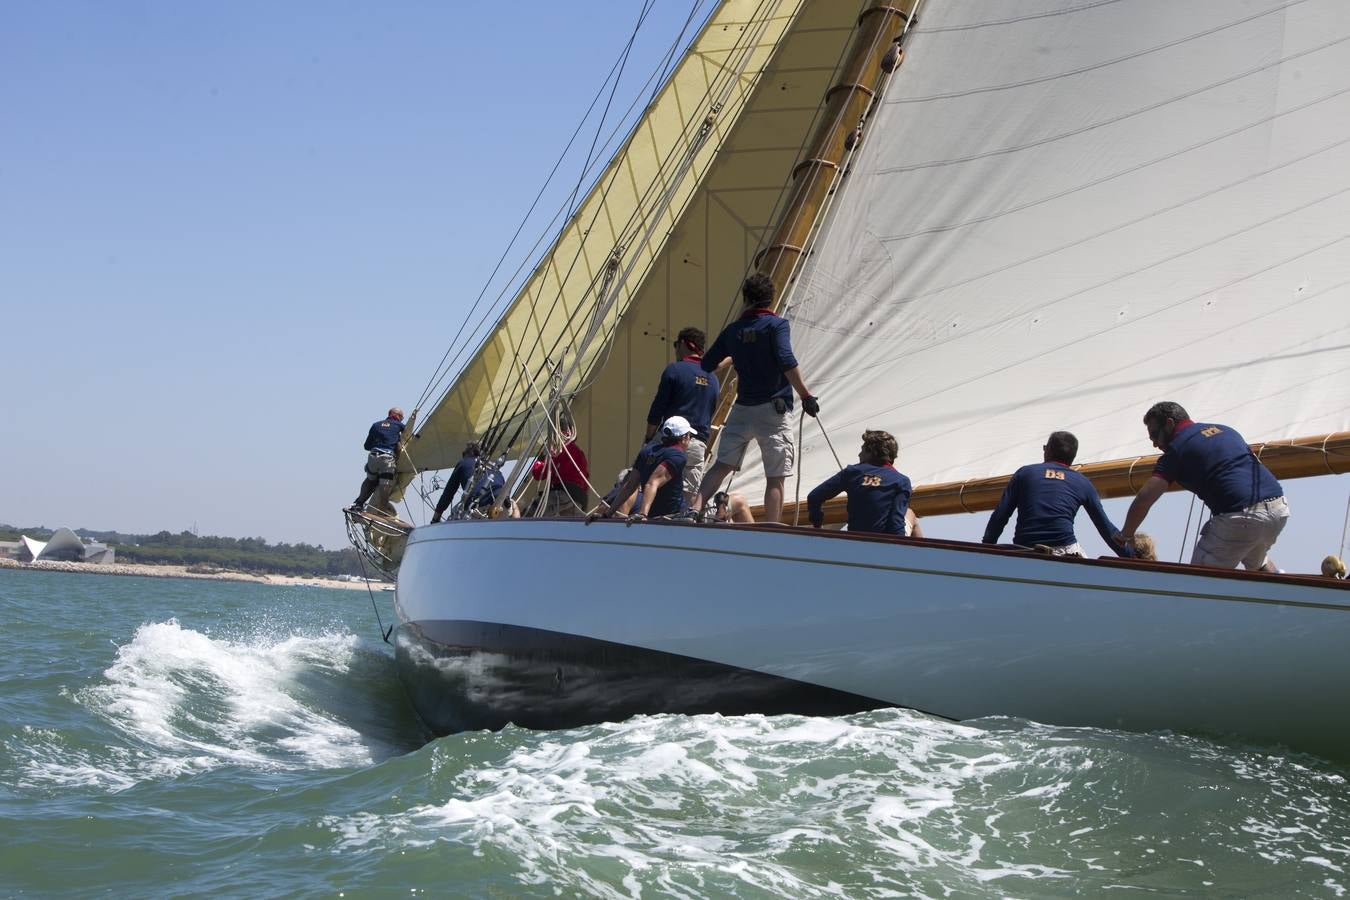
top-left (348, 407), bottom-right (404, 517)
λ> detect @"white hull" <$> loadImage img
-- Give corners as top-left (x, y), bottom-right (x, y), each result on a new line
top-left (393, 519), bottom-right (1350, 757)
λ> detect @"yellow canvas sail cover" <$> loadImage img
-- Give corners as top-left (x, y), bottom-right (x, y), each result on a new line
top-left (406, 0), bottom-right (863, 483)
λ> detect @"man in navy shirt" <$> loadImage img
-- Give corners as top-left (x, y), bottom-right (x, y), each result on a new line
top-left (430, 442), bottom-right (483, 523)
top-left (1117, 401), bottom-right (1287, 571)
top-left (696, 274), bottom-right (819, 524)
top-left (348, 407), bottom-right (404, 516)
top-left (807, 430), bottom-right (912, 535)
top-left (983, 431), bottom-right (1130, 557)
top-left (463, 466), bottom-right (506, 517)
top-left (597, 416), bottom-right (693, 521)
top-left (647, 326), bottom-right (720, 504)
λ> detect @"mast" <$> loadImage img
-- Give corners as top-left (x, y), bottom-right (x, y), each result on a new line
top-left (708, 0), bottom-right (919, 435)
top-left (790, 431), bottom-right (1350, 527)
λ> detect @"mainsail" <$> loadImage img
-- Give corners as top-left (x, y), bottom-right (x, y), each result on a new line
top-left (735, 0), bottom-right (1350, 507)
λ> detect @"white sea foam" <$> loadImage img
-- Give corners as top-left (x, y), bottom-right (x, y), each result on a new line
top-left (315, 709), bottom-right (1350, 896)
top-left (321, 711), bottom-right (1094, 897)
top-left (17, 619), bottom-right (378, 790)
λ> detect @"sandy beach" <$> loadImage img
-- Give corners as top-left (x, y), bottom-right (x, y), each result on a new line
top-left (0, 557), bottom-right (387, 591)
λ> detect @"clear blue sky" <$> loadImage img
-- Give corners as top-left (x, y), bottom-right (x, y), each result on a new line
top-left (2, 2), bottom-right (1346, 570)
top-left (1, 1), bottom-right (711, 549)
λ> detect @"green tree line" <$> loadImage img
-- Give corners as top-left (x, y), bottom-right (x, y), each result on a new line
top-left (1, 525), bottom-right (366, 577)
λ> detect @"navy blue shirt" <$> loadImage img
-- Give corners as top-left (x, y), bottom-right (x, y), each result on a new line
top-left (1155, 421), bottom-right (1282, 515)
top-left (434, 455), bottom-right (479, 515)
top-left (648, 356), bottom-right (720, 441)
top-left (466, 469), bottom-right (505, 508)
top-left (702, 309), bottom-right (798, 408)
top-left (983, 461), bottom-right (1125, 551)
top-left (807, 463), bottom-right (912, 535)
top-left (364, 417), bottom-right (404, 453)
top-left (633, 442), bottom-right (687, 517)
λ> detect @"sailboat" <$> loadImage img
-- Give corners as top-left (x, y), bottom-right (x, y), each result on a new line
top-left (350, 0), bottom-right (1350, 757)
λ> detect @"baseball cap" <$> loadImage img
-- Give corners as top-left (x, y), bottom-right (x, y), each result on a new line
top-left (660, 415), bottom-right (696, 438)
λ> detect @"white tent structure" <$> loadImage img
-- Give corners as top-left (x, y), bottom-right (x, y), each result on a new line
top-left (19, 528), bottom-right (115, 564)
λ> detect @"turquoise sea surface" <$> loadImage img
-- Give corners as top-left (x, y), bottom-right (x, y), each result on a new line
top-left (2, 568), bottom-right (1348, 897)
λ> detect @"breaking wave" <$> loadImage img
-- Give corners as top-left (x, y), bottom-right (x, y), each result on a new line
top-left (12, 618), bottom-right (422, 792)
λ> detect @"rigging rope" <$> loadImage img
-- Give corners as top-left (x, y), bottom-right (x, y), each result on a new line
top-left (415, 0), bottom-right (673, 412)
top-left (1340, 491), bottom-right (1350, 559)
top-left (416, 1), bottom-right (722, 417)
top-left (481, 0), bottom-right (782, 456)
top-left (477, 0), bottom-right (786, 498)
top-left (508, 361), bottom-right (604, 515)
top-left (1178, 494), bottom-right (1197, 563)
top-left (355, 550), bottom-right (394, 644)
top-left (565, 0), bottom-right (659, 223)
top-left (409, 0), bottom-right (902, 527)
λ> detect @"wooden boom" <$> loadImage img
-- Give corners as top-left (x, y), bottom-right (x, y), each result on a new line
top-left (775, 431), bottom-right (1350, 527)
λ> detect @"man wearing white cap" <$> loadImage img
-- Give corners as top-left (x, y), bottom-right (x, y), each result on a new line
top-left (596, 416), bottom-right (695, 522)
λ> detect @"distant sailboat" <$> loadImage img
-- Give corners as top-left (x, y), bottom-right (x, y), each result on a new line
top-left (352, 0), bottom-right (1350, 756)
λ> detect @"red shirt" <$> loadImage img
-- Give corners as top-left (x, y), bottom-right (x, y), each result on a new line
top-left (530, 441), bottom-right (589, 487)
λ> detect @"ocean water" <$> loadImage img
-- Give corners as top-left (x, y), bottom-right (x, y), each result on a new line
top-left (2, 569), bottom-right (1348, 898)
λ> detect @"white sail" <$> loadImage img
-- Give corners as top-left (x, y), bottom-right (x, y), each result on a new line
top-left (732, 0), bottom-right (1350, 503)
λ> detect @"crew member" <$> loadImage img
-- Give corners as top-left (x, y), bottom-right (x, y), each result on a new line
top-left (646, 326), bottom-right (719, 503)
top-left (462, 465), bottom-right (506, 517)
top-left (349, 407), bottom-right (404, 516)
top-left (599, 416), bottom-right (694, 521)
top-left (1115, 402), bottom-right (1287, 571)
top-left (697, 274), bottom-right (819, 524)
top-left (983, 431), bottom-right (1130, 557)
top-left (430, 442), bottom-right (482, 523)
top-left (807, 430), bottom-right (911, 535)
top-left (530, 418), bottom-right (590, 516)
top-left (709, 490), bottom-right (756, 524)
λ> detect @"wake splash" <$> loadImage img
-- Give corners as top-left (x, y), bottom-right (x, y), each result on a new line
top-left (16, 619), bottom-right (415, 792)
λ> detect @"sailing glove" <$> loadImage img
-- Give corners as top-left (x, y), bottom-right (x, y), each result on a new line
top-left (801, 395), bottom-right (821, 417)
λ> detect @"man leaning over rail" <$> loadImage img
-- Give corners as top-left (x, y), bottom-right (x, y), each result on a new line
top-left (983, 431), bottom-right (1130, 558)
top-left (807, 430), bottom-right (912, 536)
top-left (696, 274), bottom-right (819, 524)
top-left (594, 416), bottom-right (695, 522)
top-left (1114, 401), bottom-right (1288, 571)
top-left (430, 441), bottom-right (481, 523)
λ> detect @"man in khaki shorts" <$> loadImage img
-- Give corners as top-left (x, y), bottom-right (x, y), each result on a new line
top-left (695, 273), bottom-right (819, 524)
top-left (645, 326), bottom-right (719, 504)
top-left (348, 407), bottom-right (405, 516)
top-left (1116, 401), bottom-right (1288, 571)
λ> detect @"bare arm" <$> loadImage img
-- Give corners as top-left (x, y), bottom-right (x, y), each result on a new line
top-left (601, 470), bottom-right (643, 517)
top-left (638, 465), bottom-right (675, 517)
top-left (906, 508), bottom-right (924, 539)
top-left (784, 366), bottom-right (812, 399)
top-left (1119, 475), bottom-right (1168, 542)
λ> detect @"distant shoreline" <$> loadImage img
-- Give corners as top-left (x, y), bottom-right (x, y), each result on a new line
top-left (0, 557), bottom-right (386, 591)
